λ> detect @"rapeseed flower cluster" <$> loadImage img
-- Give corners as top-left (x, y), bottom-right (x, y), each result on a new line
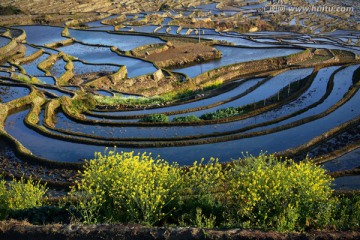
top-left (72, 151), bottom-right (337, 230)
top-left (0, 177), bottom-right (47, 219)
top-left (72, 150), bottom-right (182, 225)
top-left (226, 153), bottom-right (333, 231)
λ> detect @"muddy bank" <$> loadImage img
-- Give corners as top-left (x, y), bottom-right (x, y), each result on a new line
top-left (140, 42), bottom-right (222, 68)
top-left (0, 221), bottom-right (359, 240)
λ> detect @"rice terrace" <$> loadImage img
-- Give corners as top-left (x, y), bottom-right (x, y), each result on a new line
top-left (0, 0), bottom-right (360, 239)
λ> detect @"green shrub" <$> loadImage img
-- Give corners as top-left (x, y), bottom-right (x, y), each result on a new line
top-left (159, 3), bottom-right (170, 11)
top-left (8, 206), bottom-right (71, 225)
top-left (200, 106), bottom-right (249, 120)
top-left (332, 195), bottom-right (360, 230)
top-left (139, 113), bottom-right (169, 123)
top-left (177, 159), bottom-right (226, 227)
top-left (0, 6), bottom-right (23, 15)
top-left (172, 115), bottom-right (200, 122)
top-left (191, 207), bottom-right (217, 228)
top-left (71, 151), bottom-right (182, 225)
top-left (0, 180), bottom-right (7, 220)
top-left (71, 93), bottom-right (96, 112)
top-left (0, 177), bottom-right (48, 220)
top-left (225, 154), bottom-right (334, 231)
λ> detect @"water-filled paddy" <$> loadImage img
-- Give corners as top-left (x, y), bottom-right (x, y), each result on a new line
top-left (249, 66), bottom-right (341, 121)
top-left (2, 15), bottom-right (360, 192)
top-left (5, 109), bottom-right (106, 162)
top-left (58, 43), bottom-right (157, 77)
top-left (95, 90), bottom-right (113, 97)
top-left (162, 18), bottom-right (173, 25)
top-left (50, 58), bottom-right (67, 78)
top-left (89, 78), bottom-right (264, 117)
top-left (255, 65), bottom-right (359, 125)
top-left (86, 14), bottom-right (121, 28)
top-left (68, 29), bottom-right (164, 51)
top-left (172, 68), bottom-right (313, 118)
top-left (22, 53), bottom-right (50, 76)
top-left (136, 87), bottom-right (360, 164)
top-left (24, 45), bottom-right (41, 57)
top-left (171, 45), bottom-right (303, 78)
top-left (0, 72), bottom-right (11, 78)
top-left (7, 83), bottom-right (360, 164)
top-left (72, 61), bottom-right (119, 75)
top-left (52, 67), bottom-right (336, 138)
top-left (323, 147), bottom-right (360, 172)
top-left (252, 38), bottom-right (279, 43)
top-left (0, 36), bottom-right (11, 48)
top-left (0, 85), bottom-right (30, 103)
top-left (53, 67), bottom-right (347, 140)
top-left (192, 3), bottom-right (218, 11)
top-left (131, 25), bottom-right (159, 33)
top-left (155, 26), bottom-right (178, 35)
top-left (36, 86), bottom-right (72, 97)
top-left (36, 76), bottom-right (55, 85)
top-left (294, 43), bottom-right (360, 55)
top-left (333, 176), bottom-right (360, 190)
top-left (250, 65), bottom-right (359, 131)
top-left (15, 25), bottom-right (67, 46)
top-left (201, 34), bottom-right (282, 47)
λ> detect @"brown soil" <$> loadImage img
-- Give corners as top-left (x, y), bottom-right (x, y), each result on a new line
top-left (0, 221), bottom-right (359, 240)
top-left (144, 42), bottom-right (222, 68)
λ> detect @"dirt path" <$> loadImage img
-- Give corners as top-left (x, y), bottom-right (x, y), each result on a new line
top-left (0, 221), bottom-right (359, 240)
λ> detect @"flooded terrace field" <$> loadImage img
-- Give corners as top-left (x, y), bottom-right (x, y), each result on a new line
top-left (1, 5), bottom-right (360, 191)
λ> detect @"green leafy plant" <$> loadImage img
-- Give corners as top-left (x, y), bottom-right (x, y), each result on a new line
top-left (193, 208), bottom-right (217, 228)
top-left (0, 6), bottom-right (23, 15)
top-left (159, 3), bottom-right (170, 11)
top-left (0, 179), bottom-right (7, 220)
top-left (139, 113), bottom-right (169, 122)
top-left (332, 195), bottom-right (360, 230)
top-left (172, 115), bottom-right (200, 122)
top-left (177, 159), bottom-right (226, 227)
top-left (200, 106), bottom-right (249, 120)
